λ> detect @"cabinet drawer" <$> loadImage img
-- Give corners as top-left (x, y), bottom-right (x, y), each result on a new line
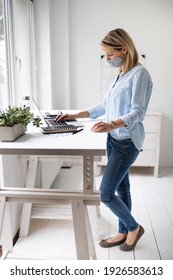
top-left (99, 150), bottom-right (156, 167)
top-left (133, 150), bottom-right (156, 166)
top-left (143, 116), bottom-right (160, 132)
top-left (143, 133), bottom-right (157, 149)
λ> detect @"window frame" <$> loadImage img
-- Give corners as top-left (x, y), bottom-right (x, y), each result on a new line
top-left (2, 0), bottom-right (36, 108)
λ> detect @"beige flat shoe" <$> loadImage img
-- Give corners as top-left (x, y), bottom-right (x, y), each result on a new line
top-left (99, 237), bottom-right (127, 248)
top-left (119, 225), bottom-right (145, 251)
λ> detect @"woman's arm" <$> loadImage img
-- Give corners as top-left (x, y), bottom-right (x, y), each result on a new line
top-left (55, 110), bottom-right (90, 122)
top-left (91, 118), bottom-right (126, 133)
top-left (120, 69), bottom-right (153, 126)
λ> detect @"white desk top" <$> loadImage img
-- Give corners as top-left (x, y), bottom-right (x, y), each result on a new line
top-left (0, 120), bottom-right (106, 156)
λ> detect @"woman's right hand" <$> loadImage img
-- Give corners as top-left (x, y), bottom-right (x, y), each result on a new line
top-left (54, 110), bottom-right (89, 122)
top-left (54, 113), bottom-right (77, 122)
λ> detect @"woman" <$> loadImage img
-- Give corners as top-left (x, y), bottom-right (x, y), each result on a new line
top-left (56, 28), bottom-right (153, 251)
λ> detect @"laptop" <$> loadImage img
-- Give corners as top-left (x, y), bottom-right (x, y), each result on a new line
top-left (31, 98), bottom-right (84, 134)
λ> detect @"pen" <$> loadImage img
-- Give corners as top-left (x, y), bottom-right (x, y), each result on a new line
top-left (72, 128), bottom-right (84, 135)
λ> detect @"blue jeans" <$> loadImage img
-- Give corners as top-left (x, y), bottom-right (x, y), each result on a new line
top-left (100, 134), bottom-right (140, 234)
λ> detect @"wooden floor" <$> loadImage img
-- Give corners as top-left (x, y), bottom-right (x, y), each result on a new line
top-left (2, 166), bottom-right (173, 260)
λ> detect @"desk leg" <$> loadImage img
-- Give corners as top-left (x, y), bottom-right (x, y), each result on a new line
top-left (83, 155), bottom-right (94, 194)
top-left (83, 155), bottom-right (100, 240)
top-left (87, 206), bottom-right (99, 241)
top-left (20, 156), bottom-right (38, 237)
top-left (71, 199), bottom-right (96, 260)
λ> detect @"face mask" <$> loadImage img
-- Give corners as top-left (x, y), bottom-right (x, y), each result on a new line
top-left (107, 56), bottom-right (123, 68)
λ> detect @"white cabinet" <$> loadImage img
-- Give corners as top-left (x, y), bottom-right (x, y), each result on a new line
top-left (99, 111), bottom-right (163, 177)
top-left (132, 111), bottom-right (162, 177)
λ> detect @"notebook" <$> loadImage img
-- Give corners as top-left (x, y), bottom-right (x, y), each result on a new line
top-left (31, 98), bottom-right (82, 134)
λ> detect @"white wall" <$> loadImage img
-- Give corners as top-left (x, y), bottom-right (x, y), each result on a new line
top-left (34, 0), bottom-right (173, 167)
top-left (50, 0), bottom-right (71, 109)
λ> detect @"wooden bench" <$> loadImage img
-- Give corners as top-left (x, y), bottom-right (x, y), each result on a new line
top-left (0, 188), bottom-right (100, 260)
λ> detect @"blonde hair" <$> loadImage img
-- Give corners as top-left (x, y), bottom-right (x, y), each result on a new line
top-left (101, 28), bottom-right (139, 73)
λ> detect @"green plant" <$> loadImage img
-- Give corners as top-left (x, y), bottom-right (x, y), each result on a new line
top-left (0, 106), bottom-right (42, 127)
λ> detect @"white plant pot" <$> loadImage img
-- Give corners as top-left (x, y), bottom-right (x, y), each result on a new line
top-left (0, 124), bottom-right (27, 142)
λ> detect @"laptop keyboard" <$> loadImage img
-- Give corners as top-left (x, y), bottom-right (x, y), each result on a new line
top-left (45, 119), bottom-right (68, 127)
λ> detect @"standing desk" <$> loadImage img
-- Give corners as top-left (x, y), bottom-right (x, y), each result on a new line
top-left (0, 120), bottom-right (106, 259)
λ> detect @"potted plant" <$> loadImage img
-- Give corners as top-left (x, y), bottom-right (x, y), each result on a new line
top-left (0, 105), bottom-right (41, 141)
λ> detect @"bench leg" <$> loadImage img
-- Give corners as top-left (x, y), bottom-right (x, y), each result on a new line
top-left (71, 199), bottom-right (97, 260)
top-left (0, 197), bottom-right (6, 237)
top-left (20, 156), bottom-right (38, 237)
top-left (1, 202), bottom-right (13, 253)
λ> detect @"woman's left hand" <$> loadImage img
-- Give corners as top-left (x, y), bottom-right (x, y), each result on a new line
top-left (91, 121), bottom-right (114, 133)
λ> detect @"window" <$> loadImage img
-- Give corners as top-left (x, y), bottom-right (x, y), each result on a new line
top-left (0, 0), bottom-right (36, 109)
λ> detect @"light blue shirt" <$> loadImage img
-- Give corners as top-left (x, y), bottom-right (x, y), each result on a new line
top-left (87, 65), bottom-right (153, 151)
